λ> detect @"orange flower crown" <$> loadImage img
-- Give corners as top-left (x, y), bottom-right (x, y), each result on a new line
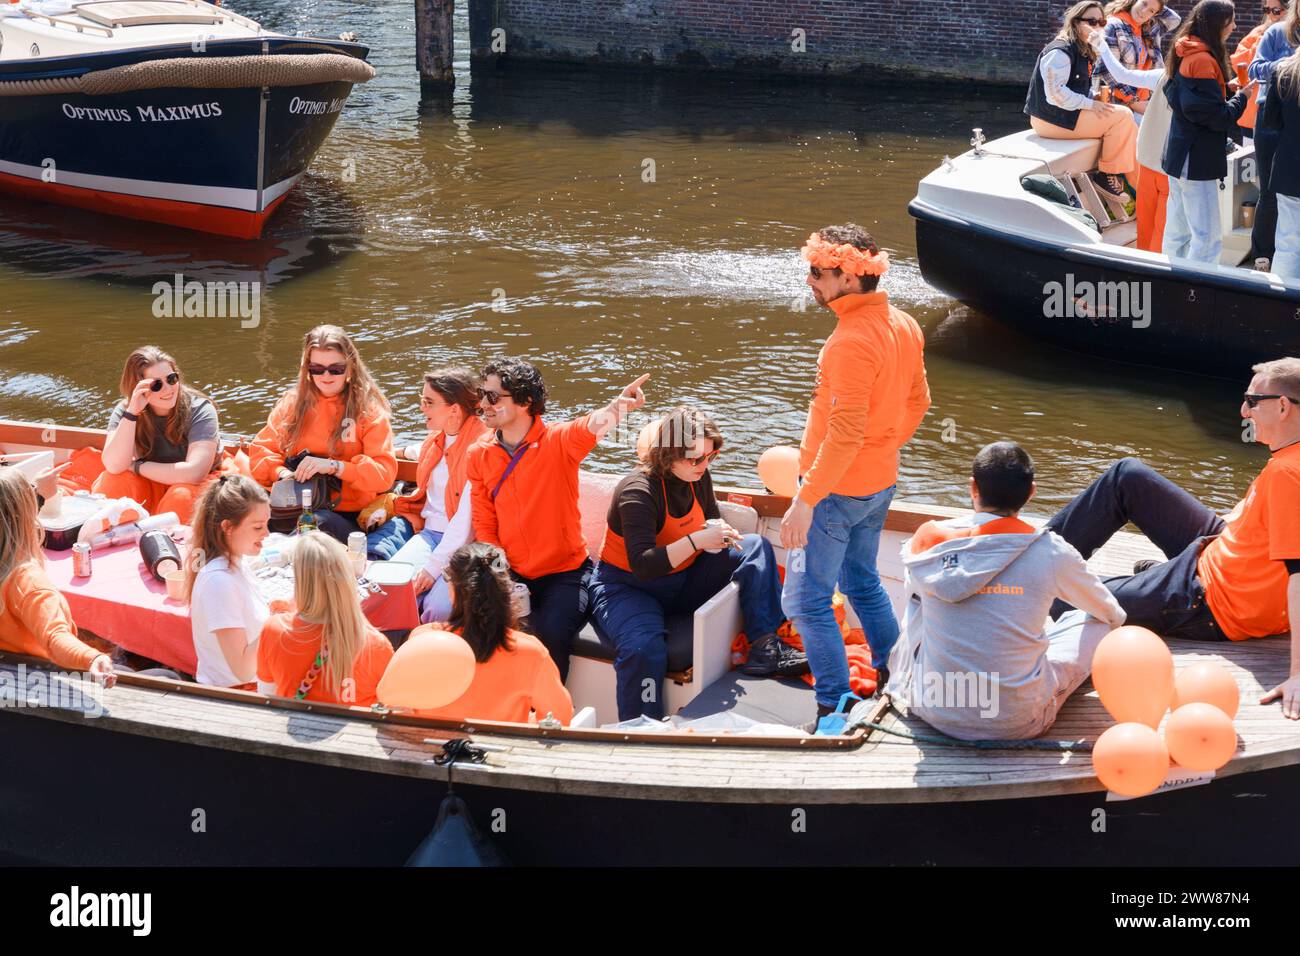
top-left (800, 232), bottom-right (890, 277)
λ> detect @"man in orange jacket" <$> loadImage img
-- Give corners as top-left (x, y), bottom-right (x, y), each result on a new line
top-left (466, 357), bottom-right (649, 679)
top-left (780, 224), bottom-right (931, 733)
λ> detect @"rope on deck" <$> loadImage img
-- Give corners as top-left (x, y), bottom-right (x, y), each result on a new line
top-left (848, 703), bottom-right (1094, 753)
top-left (0, 53), bottom-right (375, 97)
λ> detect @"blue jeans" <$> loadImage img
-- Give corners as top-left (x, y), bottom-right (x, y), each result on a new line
top-left (781, 486), bottom-right (900, 709)
top-left (367, 516), bottom-right (414, 560)
top-left (1273, 192), bottom-right (1300, 282)
top-left (1164, 174), bottom-right (1222, 264)
top-left (590, 533), bottom-right (785, 720)
top-left (389, 526), bottom-right (454, 623)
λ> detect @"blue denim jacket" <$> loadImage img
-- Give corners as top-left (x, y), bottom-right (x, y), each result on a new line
top-left (1248, 22), bottom-right (1299, 104)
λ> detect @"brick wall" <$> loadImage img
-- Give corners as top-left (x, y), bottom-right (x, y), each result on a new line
top-left (468, 0), bottom-right (1266, 86)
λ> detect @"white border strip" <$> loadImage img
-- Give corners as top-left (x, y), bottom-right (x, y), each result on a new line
top-left (0, 158), bottom-right (301, 212)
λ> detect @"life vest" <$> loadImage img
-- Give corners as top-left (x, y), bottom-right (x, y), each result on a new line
top-left (601, 477), bottom-right (707, 574)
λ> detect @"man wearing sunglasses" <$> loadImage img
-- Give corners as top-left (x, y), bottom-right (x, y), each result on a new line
top-left (1046, 357), bottom-right (1300, 719)
top-left (465, 356), bottom-right (650, 679)
top-left (780, 224), bottom-right (931, 733)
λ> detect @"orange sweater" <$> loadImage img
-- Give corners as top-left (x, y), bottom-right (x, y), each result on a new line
top-left (0, 563), bottom-right (101, 670)
top-left (1232, 23), bottom-right (1267, 131)
top-left (248, 392), bottom-right (398, 513)
top-left (394, 415), bottom-right (486, 533)
top-left (412, 627), bottom-right (574, 725)
top-left (256, 612), bottom-right (395, 706)
top-left (796, 291), bottom-right (930, 506)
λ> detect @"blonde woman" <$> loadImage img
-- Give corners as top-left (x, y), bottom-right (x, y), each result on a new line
top-left (0, 469), bottom-right (115, 684)
top-left (93, 346), bottom-right (220, 524)
top-left (248, 325), bottom-right (398, 543)
top-left (1025, 0), bottom-right (1139, 200)
top-left (184, 475), bottom-right (271, 687)
top-left (256, 532), bottom-right (394, 706)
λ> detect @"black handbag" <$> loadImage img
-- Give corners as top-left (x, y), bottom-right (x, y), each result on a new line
top-left (268, 451), bottom-right (343, 533)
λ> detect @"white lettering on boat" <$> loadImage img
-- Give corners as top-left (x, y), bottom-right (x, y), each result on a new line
top-left (136, 102), bottom-right (224, 122)
top-left (288, 96), bottom-right (347, 116)
top-left (60, 103), bottom-right (133, 122)
top-left (49, 886), bottom-right (151, 936)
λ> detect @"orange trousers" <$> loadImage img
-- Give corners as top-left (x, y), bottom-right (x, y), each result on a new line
top-left (1135, 164), bottom-right (1168, 253)
top-left (1030, 109), bottom-right (1138, 175)
top-left (91, 470), bottom-right (213, 524)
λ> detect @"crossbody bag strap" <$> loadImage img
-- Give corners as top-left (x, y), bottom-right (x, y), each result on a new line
top-left (490, 442), bottom-right (531, 501)
top-left (295, 642), bottom-right (330, 700)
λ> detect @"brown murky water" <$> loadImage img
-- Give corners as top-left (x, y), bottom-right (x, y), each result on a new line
top-left (0, 2), bottom-right (1265, 513)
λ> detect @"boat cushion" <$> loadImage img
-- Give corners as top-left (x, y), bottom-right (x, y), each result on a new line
top-left (1021, 174), bottom-right (1100, 233)
top-left (573, 614), bottom-right (695, 673)
top-left (677, 672), bottom-right (814, 725)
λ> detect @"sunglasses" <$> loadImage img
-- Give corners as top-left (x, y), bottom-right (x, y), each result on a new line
top-left (809, 265), bottom-right (823, 280)
top-left (1244, 392), bottom-right (1296, 408)
top-left (1264, 5), bottom-right (1284, 14)
top-left (476, 387), bottom-right (503, 406)
top-left (148, 372), bottom-right (181, 392)
top-left (307, 363), bottom-right (347, 377)
top-left (1079, 16), bottom-right (1106, 26)
top-left (683, 449), bottom-right (721, 467)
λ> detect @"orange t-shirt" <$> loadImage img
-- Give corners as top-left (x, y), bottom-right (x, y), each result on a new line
top-left (796, 291), bottom-right (930, 506)
top-left (0, 562), bottom-right (100, 671)
top-left (465, 415), bottom-right (598, 579)
top-left (247, 391), bottom-right (398, 513)
top-left (256, 612), bottom-right (395, 706)
top-left (1198, 443), bottom-right (1300, 639)
top-left (411, 627), bottom-right (574, 725)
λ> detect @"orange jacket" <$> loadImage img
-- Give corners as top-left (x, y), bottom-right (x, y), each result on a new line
top-left (394, 415), bottom-right (486, 533)
top-left (248, 392), bottom-right (398, 513)
top-left (411, 627), bottom-right (574, 724)
top-left (465, 415), bottom-right (598, 579)
top-left (1232, 23), bottom-right (1268, 130)
top-left (796, 291), bottom-right (930, 506)
top-left (0, 563), bottom-right (101, 670)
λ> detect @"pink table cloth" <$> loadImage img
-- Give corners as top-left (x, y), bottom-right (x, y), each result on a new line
top-left (46, 544), bottom-right (420, 676)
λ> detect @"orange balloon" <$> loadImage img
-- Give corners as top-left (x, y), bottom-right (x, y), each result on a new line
top-left (377, 625), bottom-right (476, 710)
top-left (1092, 722), bottom-right (1170, 797)
top-left (1165, 702), bottom-right (1237, 771)
top-left (1091, 625), bottom-right (1174, 728)
top-left (1172, 661), bottom-right (1239, 718)
top-left (757, 445), bottom-right (800, 498)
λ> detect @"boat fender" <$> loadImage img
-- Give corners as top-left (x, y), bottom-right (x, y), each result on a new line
top-left (405, 793), bottom-right (508, 867)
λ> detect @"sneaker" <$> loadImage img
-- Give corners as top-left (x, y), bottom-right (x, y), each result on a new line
top-left (1089, 171), bottom-right (1128, 201)
top-left (1132, 558), bottom-right (1162, 574)
top-left (873, 665), bottom-right (891, 698)
top-left (740, 634), bottom-right (810, 678)
top-left (809, 692), bottom-right (864, 736)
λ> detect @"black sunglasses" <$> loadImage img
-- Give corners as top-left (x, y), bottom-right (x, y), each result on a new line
top-left (684, 449), bottom-right (721, 467)
top-left (1244, 392), bottom-right (1297, 408)
top-left (476, 387), bottom-right (503, 406)
top-left (307, 362), bottom-right (347, 377)
top-left (148, 371), bottom-right (181, 392)
top-left (1264, 5), bottom-right (1284, 15)
top-left (1079, 16), bottom-right (1106, 26)
top-left (809, 265), bottom-right (824, 279)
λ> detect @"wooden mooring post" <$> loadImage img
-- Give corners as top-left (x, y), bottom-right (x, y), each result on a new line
top-left (414, 0), bottom-right (455, 88)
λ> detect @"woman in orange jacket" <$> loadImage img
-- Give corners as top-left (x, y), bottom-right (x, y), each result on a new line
top-left (247, 325), bottom-right (398, 543)
top-left (365, 366), bottom-right (487, 621)
top-left (402, 542), bottom-right (573, 725)
top-left (1232, 0), bottom-right (1289, 136)
top-left (0, 469), bottom-right (115, 684)
top-left (92, 346), bottom-right (220, 525)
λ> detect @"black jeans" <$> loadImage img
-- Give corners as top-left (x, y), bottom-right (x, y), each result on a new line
top-left (1046, 458), bottom-right (1227, 641)
top-left (514, 558), bottom-right (594, 680)
top-left (1251, 118), bottom-right (1280, 262)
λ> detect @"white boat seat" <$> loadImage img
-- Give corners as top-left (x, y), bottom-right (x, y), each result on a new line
top-left (999, 130), bottom-right (1103, 177)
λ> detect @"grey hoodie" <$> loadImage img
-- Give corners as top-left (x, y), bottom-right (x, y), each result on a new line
top-left (887, 512), bottom-right (1125, 740)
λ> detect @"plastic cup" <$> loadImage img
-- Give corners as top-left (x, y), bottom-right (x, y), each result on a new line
top-left (164, 569), bottom-right (186, 602)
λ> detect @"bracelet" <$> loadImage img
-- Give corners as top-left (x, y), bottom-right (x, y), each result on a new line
top-left (687, 533), bottom-right (697, 551)
top-left (121, 410), bottom-right (139, 423)
top-left (132, 460), bottom-right (144, 477)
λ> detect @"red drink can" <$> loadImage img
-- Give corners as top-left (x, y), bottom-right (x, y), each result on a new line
top-left (73, 542), bottom-right (93, 578)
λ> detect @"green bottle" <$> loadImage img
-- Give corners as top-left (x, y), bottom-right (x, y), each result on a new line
top-left (297, 488), bottom-right (318, 535)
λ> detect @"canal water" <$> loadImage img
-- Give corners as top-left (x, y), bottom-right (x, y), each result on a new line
top-left (0, 1), bottom-right (1264, 513)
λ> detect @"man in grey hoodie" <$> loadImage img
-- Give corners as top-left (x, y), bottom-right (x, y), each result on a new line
top-left (887, 442), bottom-right (1126, 740)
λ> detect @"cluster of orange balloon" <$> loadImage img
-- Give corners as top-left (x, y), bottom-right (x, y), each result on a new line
top-left (757, 445), bottom-right (800, 498)
top-left (1090, 626), bottom-right (1240, 797)
top-left (376, 625), bottom-right (477, 711)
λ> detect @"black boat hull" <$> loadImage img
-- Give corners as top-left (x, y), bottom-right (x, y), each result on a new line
top-left (911, 199), bottom-right (1300, 379)
top-left (3, 709), bottom-right (1296, 866)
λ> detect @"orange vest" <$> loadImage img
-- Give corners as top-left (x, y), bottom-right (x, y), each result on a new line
top-left (600, 478), bottom-right (707, 574)
top-left (909, 515), bottom-right (1037, 554)
top-left (395, 415), bottom-right (486, 533)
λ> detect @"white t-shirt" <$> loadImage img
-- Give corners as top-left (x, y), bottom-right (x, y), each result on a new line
top-left (420, 432), bottom-right (456, 532)
top-left (190, 555), bottom-right (269, 686)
